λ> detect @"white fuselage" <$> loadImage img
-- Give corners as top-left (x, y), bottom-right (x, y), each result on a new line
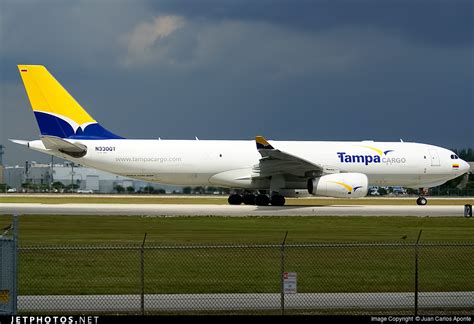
top-left (27, 139), bottom-right (469, 190)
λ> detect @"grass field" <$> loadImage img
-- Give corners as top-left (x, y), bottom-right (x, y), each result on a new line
top-left (20, 242), bottom-right (474, 295)
top-left (0, 215), bottom-right (472, 295)
top-left (1, 195), bottom-right (473, 205)
top-left (1, 215), bottom-right (473, 245)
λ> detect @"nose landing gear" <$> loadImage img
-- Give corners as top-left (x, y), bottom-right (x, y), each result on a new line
top-left (416, 196), bottom-right (427, 206)
top-left (416, 188), bottom-right (428, 205)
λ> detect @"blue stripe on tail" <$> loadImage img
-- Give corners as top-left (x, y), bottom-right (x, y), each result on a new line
top-left (34, 112), bottom-right (123, 139)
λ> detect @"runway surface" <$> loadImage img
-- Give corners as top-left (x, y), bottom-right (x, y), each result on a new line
top-left (0, 203), bottom-right (469, 216)
top-left (18, 292), bottom-right (473, 312)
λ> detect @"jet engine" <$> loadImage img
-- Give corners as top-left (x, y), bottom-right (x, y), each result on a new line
top-left (307, 173), bottom-right (368, 198)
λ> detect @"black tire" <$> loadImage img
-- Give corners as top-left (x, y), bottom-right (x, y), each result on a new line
top-left (228, 194), bottom-right (243, 205)
top-left (255, 194), bottom-right (270, 206)
top-left (270, 195), bottom-right (286, 206)
top-left (416, 197), bottom-right (428, 206)
top-left (243, 194), bottom-right (256, 205)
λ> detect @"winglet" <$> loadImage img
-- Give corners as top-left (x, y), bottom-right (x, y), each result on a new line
top-left (255, 136), bottom-right (274, 150)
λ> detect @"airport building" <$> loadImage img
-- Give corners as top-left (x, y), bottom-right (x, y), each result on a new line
top-left (0, 144), bottom-right (4, 183)
top-left (2, 162), bottom-right (182, 193)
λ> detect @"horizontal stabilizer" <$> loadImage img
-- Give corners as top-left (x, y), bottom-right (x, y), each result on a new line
top-left (41, 136), bottom-right (87, 157)
top-left (41, 136), bottom-right (86, 152)
top-left (8, 139), bottom-right (29, 146)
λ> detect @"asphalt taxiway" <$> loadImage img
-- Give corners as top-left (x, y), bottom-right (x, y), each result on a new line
top-left (0, 203), bottom-right (470, 216)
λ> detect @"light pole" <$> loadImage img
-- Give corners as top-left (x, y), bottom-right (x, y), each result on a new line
top-left (50, 156), bottom-right (54, 192)
top-left (0, 144), bottom-right (4, 165)
top-left (70, 163), bottom-right (75, 193)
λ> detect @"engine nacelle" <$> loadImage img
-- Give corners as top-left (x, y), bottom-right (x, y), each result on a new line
top-left (307, 173), bottom-right (368, 198)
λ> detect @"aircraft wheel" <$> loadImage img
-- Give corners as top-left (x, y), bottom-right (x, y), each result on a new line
top-left (228, 194), bottom-right (243, 205)
top-left (416, 197), bottom-right (427, 206)
top-left (243, 194), bottom-right (256, 205)
top-left (270, 195), bottom-right (286, 206)
top-left (255, 194), bottom-right (270, 206)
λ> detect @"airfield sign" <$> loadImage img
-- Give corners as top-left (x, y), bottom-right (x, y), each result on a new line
top-left (283, 272), bottom-right (297, 294)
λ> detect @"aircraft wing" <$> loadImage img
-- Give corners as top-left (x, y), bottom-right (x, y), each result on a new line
top-left (254, 136), bottom-right (324, 178)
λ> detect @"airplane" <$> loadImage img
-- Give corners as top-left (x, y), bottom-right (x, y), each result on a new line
top-left (10, 65), bottom-right (470, 206)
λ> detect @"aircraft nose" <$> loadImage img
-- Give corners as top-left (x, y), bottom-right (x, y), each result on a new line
top-left (461, 160), bottom-right (470, 173)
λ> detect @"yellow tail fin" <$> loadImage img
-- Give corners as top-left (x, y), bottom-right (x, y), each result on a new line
top-left (18, 65), bottom-right (121, 139)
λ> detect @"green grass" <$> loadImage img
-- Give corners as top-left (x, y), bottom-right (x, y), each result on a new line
top-left (0, 196), bottom-right (228, 205)
top-left (0, 215), bottom-right (471, 296)
top-left (1, 195), bottom-right (473, 205)
top-left (19, 243), bottom-right (473, 295)
top-left (1, 215), bottom-right (473, 245)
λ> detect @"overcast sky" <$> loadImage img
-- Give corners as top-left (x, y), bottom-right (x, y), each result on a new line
top-left (0, 0), bottom-right (473, 165)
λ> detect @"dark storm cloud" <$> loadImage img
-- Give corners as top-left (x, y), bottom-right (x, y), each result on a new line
top-left (0, 0), bottom-right (472, 166)
top-left (150, 0), bottom-right (474, 47)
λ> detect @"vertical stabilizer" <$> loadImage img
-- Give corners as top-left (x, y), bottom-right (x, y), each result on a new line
top-left (18, 65), bottom-right (122, 139)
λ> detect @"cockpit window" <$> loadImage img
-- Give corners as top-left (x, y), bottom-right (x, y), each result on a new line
top-left (450, 154), bottom-right (459, 160)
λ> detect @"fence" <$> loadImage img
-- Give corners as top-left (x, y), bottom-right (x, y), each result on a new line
top-left (16, 240), bottom-right (473, 315)
top-left (0, 217), bottom-right (17, 315)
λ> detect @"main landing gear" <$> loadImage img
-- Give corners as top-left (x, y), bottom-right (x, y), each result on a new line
top-left (228, 193), bottom-right (286, 206)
